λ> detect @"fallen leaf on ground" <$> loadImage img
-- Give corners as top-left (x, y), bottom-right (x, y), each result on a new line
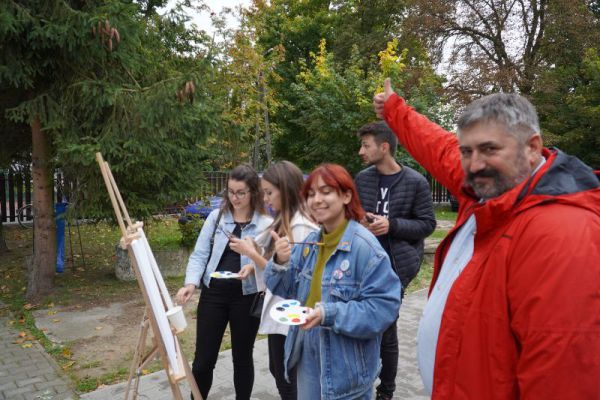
top-left (52, 319), bottom-right (61, 323)
top-left (23, 303), bottom-right (33, 310)
top-left (47, 310), bottom-right (57, 316)
top-left (61, 361), bottom-right (75, 370)
top-left (21, 343), bottom-right (32, 348)
top-left (142, 369), bottom-right (150, 375)
top-left (95, 326), bottom-right (103, 330)
top-left (18, 331), bottom-right (26, 338)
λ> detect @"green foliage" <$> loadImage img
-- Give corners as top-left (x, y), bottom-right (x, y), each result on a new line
top-left (178, 215), bottom-right (204, 249)
top-left (1, 0), bottom-right (221, 220)
top-left (277, 38), bottom-right (451, 174)
top-left (535, 49), bottom-right (600, 169)
top-left (282, 40), bottom-right (376, 172)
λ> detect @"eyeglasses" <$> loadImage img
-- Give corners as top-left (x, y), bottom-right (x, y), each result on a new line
top-left (227, 190), bottom-right (250, 199)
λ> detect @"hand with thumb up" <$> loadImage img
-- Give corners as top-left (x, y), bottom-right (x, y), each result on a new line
top-left (373, 78), bottom-right (394, 119)
top-left (270, 230), bottom-right (292, 264)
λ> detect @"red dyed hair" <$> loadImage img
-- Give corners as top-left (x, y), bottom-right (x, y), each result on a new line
top-left (301, 163), bottom-right (365, 222)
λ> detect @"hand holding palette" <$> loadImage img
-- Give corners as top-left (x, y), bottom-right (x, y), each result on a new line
top-left (269, 299), bottom-right (311, 325)
top-left (210, 271), bottom-right (241, 279)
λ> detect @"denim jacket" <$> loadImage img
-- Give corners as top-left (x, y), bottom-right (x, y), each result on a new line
top-left (185, 208), bottom-right (273, 295)
top-left (264, 220), bottom-right (402, 399)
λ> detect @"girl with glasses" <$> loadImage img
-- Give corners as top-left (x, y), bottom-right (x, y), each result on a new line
top-left (264, 163), bottom-right (401, 400)
top-left (176, 163), bottom-right (272, 400)
top-left (228, 160), bottom-right (318, 399)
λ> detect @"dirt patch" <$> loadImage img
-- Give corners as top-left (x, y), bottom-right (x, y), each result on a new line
top-left (30, 290), bottom-right (212, 389)
top-left (0, 224), bottom-right (235, 391)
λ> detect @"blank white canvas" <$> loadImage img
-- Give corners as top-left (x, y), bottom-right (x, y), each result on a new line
top-left (138, 229), bottom-right (174, 310)
top-left (130, 238), bottom-right (180, 375)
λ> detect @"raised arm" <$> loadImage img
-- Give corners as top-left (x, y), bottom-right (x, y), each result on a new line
top-left (263, 230), bottom-right (304, 300)
top-left (374, 79), bottom-right (465, 197)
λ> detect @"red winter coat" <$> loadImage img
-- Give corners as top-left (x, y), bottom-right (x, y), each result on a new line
top-left (384, 94), bottom-right (600, 399)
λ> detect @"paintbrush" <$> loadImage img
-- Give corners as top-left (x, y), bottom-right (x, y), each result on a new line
top-left (288, 241), bottom-right (324, 246)
top-left (217, 225), bottom-right (238, 239)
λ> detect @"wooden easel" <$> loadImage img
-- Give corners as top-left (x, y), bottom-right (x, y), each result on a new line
top-left (96, 153), bottom-right (202, 400)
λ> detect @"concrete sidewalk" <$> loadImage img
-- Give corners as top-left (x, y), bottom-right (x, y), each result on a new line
top-left (0, 301), bottom-right (76, 400)
top-left (81, 290), bottom-right (429, 400)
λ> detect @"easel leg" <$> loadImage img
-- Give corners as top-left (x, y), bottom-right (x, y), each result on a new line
top-left (180, 348), bottom-right (202, 400)
top-left (124, 314), bottom-right (150, 400)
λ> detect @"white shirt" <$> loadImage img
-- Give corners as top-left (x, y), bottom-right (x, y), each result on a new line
top-left (416, 157), bottom-right (547, 394)
top-left (254, 212), bottom-right (318, 335)
top-left (417, 214), bottom-right (476, 394)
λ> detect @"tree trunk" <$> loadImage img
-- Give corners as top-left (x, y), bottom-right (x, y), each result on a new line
top-left (260, 73), bottom-right (272, 167)
top-left (0, 222), bottom-right (8, 253)
top-left (252, 106), bottom-right (261, 170)
top-left (26, 115), bottom-right (55, 300)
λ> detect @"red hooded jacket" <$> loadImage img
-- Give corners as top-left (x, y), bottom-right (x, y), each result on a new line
top-left (384, 94), bottom-right (600, 399)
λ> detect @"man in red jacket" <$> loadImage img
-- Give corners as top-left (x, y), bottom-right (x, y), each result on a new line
top-left (374, 79), bottom-right (600, 399)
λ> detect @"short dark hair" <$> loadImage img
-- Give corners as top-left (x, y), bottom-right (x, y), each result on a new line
top-left (357, 121), bottom-right (398, 156)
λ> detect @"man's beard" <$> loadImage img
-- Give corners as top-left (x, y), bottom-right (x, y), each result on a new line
top-left (363, 153), bottom-right (384, 166)
top-left (466, 153), bottom-right (531, 200)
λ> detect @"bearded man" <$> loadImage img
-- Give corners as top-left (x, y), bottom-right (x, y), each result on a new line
top-left (374, 79), bottom-right (600, 399)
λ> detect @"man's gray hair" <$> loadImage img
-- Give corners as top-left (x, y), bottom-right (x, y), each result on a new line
top-left (457, 93), bottom-right (541, 143)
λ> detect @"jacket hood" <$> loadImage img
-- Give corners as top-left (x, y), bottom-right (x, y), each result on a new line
top-left (517, 148), bottom-right (600, 211)
top-left (466, 148), bottom-right (600, 235)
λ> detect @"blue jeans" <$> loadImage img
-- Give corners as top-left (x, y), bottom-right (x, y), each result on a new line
top-left (297, 327), bottom-right (373, 400)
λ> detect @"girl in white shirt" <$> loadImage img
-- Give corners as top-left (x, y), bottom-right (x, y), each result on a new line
top-left (234, 161), bottom-right (317, 399)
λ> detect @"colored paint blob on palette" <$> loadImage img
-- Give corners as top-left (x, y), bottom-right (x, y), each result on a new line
top-left (269, 299), bottom-right (310, 326)
top-left (210, 271), bottom-right (240, 279)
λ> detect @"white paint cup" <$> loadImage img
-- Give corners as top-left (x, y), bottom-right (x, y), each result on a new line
top-left (166, 305), bottom-right (187, 332)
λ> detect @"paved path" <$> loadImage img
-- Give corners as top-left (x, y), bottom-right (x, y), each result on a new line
top-left (81, 290), bottom-right (429, 400)
top-left (0, 302), bottom-right (76, 400)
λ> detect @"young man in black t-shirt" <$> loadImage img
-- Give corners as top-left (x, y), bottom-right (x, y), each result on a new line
top-left (355, 121), bottom-right (436, 400)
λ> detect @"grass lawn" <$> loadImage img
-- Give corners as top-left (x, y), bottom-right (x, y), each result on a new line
top-left (434, 205), bottom-right (458, 222)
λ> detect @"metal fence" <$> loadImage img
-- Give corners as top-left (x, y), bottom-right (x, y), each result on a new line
top-left (1, 171), bottom-right (32, 223)
top-left (2, 170), bottom-right (451, 223)
top-left (426, 174), bottom-right (451, 204)
top-left (1, 170), bottom-right (71, 223)
top-left (199, 171), bottom-right (452, 204)
top-left (199, 171), bottom-right (228, 196)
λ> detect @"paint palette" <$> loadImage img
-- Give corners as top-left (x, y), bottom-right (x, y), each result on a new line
top-left (210, 271), bottom-right (240, 279)
top-left (269, 299), bottom-right (311, 325)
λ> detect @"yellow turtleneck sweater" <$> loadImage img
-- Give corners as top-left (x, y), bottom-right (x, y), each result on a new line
top-left (305, 219), bottom-right (349, 308)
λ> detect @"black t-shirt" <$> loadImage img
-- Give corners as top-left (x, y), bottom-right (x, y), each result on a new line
top-left (212, 222), bottom-right (246, 290)
top-left (376, 172), bottom-right (400, 254)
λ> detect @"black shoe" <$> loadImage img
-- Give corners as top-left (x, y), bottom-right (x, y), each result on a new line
top-left (375, 392), bottom-right (393, 400)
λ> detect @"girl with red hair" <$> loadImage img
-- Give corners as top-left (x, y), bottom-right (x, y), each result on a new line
top-left (264, 163), bottom-right (402, 400)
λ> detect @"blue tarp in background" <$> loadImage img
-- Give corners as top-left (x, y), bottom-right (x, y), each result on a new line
top-left (55, 202), bottom-right (68, 273)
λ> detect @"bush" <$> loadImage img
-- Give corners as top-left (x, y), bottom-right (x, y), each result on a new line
top-left (178, 215), bottom-right (205, 249)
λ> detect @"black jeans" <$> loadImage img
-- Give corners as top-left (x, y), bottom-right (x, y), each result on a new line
top-left (192, 282), bottom-right (260, 400)
top-left (268, 334), bottom-right (297, 400)
top-left (376, 318), bottom-right (399, 397)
